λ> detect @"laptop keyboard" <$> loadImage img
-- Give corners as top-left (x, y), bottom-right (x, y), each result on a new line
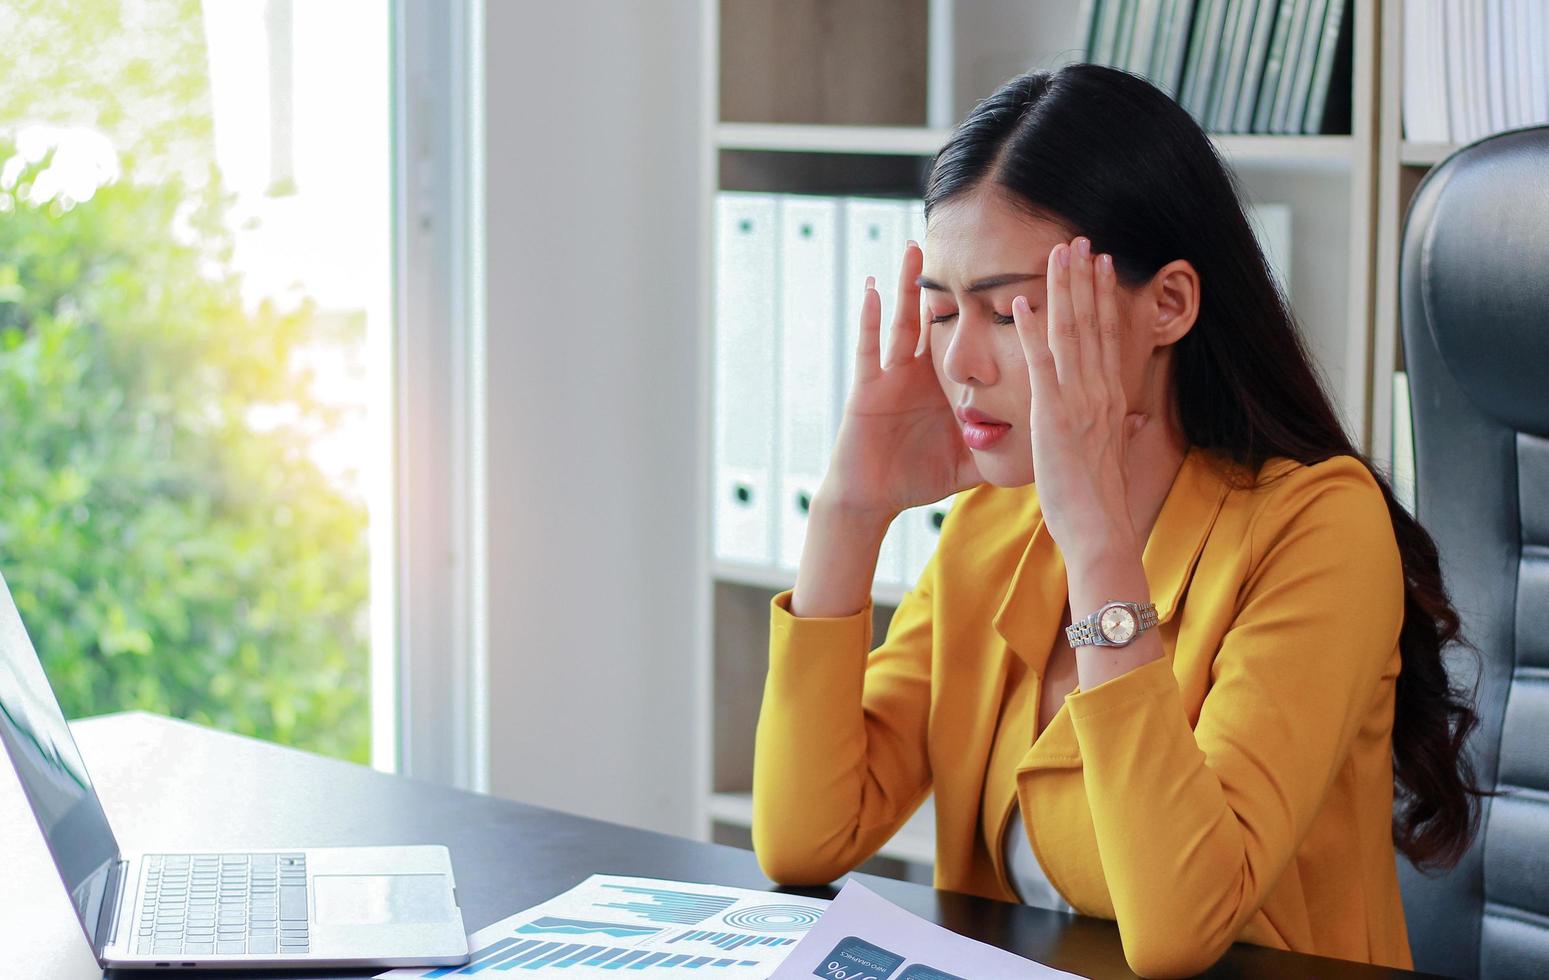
top-left (134, 852), bottom-right (309, 956)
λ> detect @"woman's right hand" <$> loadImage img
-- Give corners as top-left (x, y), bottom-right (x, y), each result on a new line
top-left (817, 240), bottom-right (984, 524)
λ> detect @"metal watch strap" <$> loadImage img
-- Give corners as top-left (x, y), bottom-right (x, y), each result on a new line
top-left (1064, 601), bottom-right (1159, 647)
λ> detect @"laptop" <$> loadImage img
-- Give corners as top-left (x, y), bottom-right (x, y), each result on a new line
top-left (0, 569), bottom-right (471, 970)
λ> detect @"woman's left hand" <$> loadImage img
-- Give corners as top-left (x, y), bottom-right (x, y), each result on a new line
top-left (1011, 236), bottom-right (1148, 570)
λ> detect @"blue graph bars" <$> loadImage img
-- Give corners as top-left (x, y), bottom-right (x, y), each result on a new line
top-left (594, 885), bottom-right (738, 925)
top-left (426, 937), bottom-right (762, 975)
top-left (517, 916), bottom-right (661, 939)
top-left (667, 929), bottom-right (798, 951)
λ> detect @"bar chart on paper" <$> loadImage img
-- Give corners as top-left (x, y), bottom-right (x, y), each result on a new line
top-left (594, 884), bottom-right (738, 925)
top-left (380, 875), bottom-right (830, 980)
top-left (666, 928), bottom-right (799, 951)
top-left (517, 918), bottom-right (663, 940)
top-left (426, 935), bottom-right (766, 974)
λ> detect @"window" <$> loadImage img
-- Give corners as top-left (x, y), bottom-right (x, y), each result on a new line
top-left (0, 0), bottom-right (391, 765)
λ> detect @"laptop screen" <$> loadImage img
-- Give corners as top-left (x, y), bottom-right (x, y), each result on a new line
top-left (0, 569), bottom-right (121, 953)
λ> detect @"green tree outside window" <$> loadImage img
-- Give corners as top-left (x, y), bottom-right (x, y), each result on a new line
top-left (0, 0), bottom-right (373, 763)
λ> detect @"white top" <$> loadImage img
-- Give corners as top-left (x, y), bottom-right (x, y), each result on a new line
top-left (1001, 802), bottom-right (1075, 913)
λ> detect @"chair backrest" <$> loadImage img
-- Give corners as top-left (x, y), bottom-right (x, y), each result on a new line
top-left (1397, 125), bottom-right (1549, 980)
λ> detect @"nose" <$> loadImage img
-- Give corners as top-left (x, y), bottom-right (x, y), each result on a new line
top-left (941, 312), bottom-right (1000, 388)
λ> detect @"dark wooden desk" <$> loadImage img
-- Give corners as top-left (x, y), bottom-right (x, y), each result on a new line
top-left (0, 713), bottom-right (1441, 979)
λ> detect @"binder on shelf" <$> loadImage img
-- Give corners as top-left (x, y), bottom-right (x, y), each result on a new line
top-left (1511, 0), bottom-right (1536, 126)
top-left (1112, 0), bottom-right (1141, 69)
top-left (1487, 0), bottom-right (1509, 133)
top-left (712, 192), bottom-right (779, 566)
top-left (1442, 2), bottom-right (1467, 142)
top-left (1392, 370), bottom-right (1416, 518)
top-left (1516, 0), bottom-right (1536, 128)
top-left (1125, 0), bottom-right (1168, 80)
top-left (1500, 0), bottom-right (1527, 127)
top-left (1251, 0), bottom-right (1299, 133)
top-left (1231, 0), bottom-right (1280, 133)
top-left (1445, 1), bottom-right (1477, 143)
top-left (1474, 0), bottom-right (1495, 135)
top-left (1513, 0), bottom-right (1532, 128)
top-left (1078, 0), bottom-right (1103, 61)
top-left (1153, 0), bottom-right (1198, 97)
top-left (1457, 0), bottom-right (1477, 137)
top-left (876, 201), bottom-right (930, 589)
top-left (1177, 0), bottom-right (1226, 118)
top-left (841, 198), bottom-right (908, 404)
top-left (1400, 0), bottom-right (1427, 141)
top-left (1466, 0), bottom-right (1491, 142)
top-left (1088, 0), bottom-right (1128, 64)
top-left (906, 200), bottom-right (926, 257)
top-left (1280, 0), bottom-right (1330, 134)
top-left (1301, 0), bottom-right (1351, 134)
top-left (1507, 0), bottom-right (1528, 127)
top-left (1509, 0), bottom-right (1530, 128)
top-left (904, 495), bottom-right (956, 592)
top-left (1266, 0), bottom-right (1316, 134)
top-left (1530, 1), bottom-right (1548, 126)
top-left (776, 196), bottom-right (842, 572)
top-left (1181, 0), bottom-right (1231, 123)
top-left (841, 196), bottom-right (912, 588)
top-left (1498, 0), bottom-right (1516, 127)
top-left (1207, 0), bottom-right (1258, 133)
top-left (1402, 0), bottom-right (1448, 142)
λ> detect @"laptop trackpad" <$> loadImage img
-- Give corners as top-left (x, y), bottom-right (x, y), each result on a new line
top-left (313, 874), bottom-right (457, 925)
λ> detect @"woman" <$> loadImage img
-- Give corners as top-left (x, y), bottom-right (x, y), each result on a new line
top-left (750, 64), bottom-right (1484, 978)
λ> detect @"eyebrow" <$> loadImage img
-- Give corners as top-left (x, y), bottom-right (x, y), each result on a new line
top-left (915, 272), bottom-right (1044, 293)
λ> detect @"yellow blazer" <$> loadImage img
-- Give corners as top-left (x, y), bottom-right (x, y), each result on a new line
top-left (752, 445), bottom-right (1413, 977)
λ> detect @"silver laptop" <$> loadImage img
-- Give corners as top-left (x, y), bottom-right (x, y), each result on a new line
top-left (0, 570), bottom-right (471, 970)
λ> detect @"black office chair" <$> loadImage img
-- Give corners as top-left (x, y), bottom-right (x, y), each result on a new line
top-left (1397, 125), bottom-right (1549, 980)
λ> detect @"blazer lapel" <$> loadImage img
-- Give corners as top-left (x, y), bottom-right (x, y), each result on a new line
top-left (1139, 444), bottom-right (1234, 629)
top-left (992, 444), bottom-right (1233, 774)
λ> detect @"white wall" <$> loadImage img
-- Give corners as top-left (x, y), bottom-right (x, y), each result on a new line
top-left (482, 0), bottom-right (704, 836)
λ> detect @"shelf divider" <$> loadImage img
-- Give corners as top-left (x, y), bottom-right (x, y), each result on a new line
top-left (717, 122), bottom-right (1356, 169)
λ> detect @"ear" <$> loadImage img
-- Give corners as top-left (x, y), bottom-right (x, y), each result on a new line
top-left (1140, 258), bottom-right (1200, 346)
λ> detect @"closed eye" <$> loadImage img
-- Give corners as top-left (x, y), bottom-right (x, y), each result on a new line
top-left (928, 312), bottom-right (1020, 325)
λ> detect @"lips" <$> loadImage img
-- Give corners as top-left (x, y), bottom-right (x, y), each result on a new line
top-left (956, 405), bottom-right (1012, 451)
top-left (956, 405), bottom-right (1009, 426)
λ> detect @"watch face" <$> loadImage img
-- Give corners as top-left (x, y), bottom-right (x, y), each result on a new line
top-left (1098, 605), bottom-right (1137, 644)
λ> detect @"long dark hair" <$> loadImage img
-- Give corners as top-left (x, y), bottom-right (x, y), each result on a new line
top-left (923, 63), bottom-right (1485, 870)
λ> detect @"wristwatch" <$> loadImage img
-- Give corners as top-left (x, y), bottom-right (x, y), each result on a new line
top-left (1065, 600), bottom-right (1159, 648)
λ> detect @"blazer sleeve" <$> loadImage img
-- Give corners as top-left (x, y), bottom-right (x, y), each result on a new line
top-left (1062, 457), bottom-right (1405, 979)
top-left (751, 554), bottom-right (937, 886)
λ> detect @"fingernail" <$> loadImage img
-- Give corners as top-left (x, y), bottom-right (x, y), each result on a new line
top-left (1075, 238), bottom-right (1090, 259)
top-left (906, 239), bottom-right (918, 250)
top-left (1099, 253), bottom-right (1114, 275)
top-left (865, 275), bottom-right (875, 290)
top-left (1057, 244), bottom-right (1070, 268)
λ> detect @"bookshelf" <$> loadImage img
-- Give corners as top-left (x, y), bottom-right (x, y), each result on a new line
top-left (694, 0), bottom-right (1515, 883)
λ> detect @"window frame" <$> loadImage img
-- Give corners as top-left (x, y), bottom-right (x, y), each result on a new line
top-left (385, 0), bottom-right (489, 790)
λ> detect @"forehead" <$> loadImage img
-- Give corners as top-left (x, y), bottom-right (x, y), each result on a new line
top-left (921, 187), bottom-right (1069, 283)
